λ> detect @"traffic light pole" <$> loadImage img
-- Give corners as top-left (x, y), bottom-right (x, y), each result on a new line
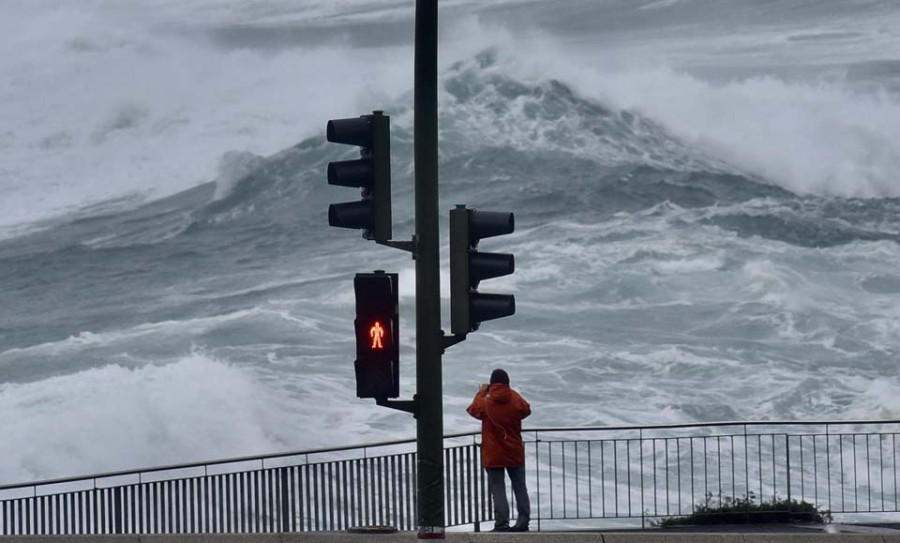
top-left (414, 0), bottom-right (444, 538)
top-left (328, 1), bottom-right (512, 534)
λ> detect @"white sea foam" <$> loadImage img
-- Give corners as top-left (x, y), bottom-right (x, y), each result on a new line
top-left (448, 26), bottom-right (900, 197)
top-left (213, 150), bottom-right (266, 200)
top-left (65, 0), bottom-right (541, 27)
top-left (0, 305), bottom-right (331, 364)
top-left (4, 3), bottom-right (899, 241)
top-left (0, 350), bottom-right (420, 484)
top-left (0, 3), bottom-right (414, 237)
top-left (591, 70), bottom-right (900, 197)
top-left (650, 253), bottom-right (725, 275)
top-left (0, 353), bottom-right (285, 484)
top-left (846, 378), bottom-right (900, 420)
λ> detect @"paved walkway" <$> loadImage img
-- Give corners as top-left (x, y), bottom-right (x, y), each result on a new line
top-left (3, 527), bottom-right (900, 543)
top-left (4, 525), bottom-right (900, 543)
top-left (599, 522), bottom-right (900, 535)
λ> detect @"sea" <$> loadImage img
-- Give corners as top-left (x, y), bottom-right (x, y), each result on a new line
top-left (1, 0), bottom-right (900, 486)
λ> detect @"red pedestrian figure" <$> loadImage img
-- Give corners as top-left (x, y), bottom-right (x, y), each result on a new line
top-left (370, 321), bottom-right (385, 350)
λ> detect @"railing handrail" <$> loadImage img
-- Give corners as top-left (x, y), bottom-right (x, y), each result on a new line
top-left (521, 417), bottom-right (900, 434)
top-left (4, 418), bottom-right (899, 493)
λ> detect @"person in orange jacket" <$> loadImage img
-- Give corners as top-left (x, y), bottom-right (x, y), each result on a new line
top-left (466, 368), bottom-right (532, 532)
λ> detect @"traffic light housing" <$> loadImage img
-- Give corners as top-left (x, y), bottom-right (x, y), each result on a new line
top-left (354, 271), bottom-right (399, 399)
top-left (326, 111), bottom-right (392, 242)
top-left (450, 206), bottom-right (516, 334)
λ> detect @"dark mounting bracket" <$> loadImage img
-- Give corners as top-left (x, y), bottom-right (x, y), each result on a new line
top-left (376, 397), bottom-right (419, 417)
top-left (376, 236), bottom-right (418, 259)
top-left (440, 331), bottom-right (467, 353)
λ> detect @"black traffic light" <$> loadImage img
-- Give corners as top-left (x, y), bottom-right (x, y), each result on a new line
top-left (450, 206), bottom-right (516, 334)
top-left (326, 111), bottom-right (392, 242)
top-left (354, 271), bottom-right (399, 399)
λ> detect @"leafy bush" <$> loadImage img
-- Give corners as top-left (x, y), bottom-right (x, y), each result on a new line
top-left (659, 493), bottom-right (832, 527)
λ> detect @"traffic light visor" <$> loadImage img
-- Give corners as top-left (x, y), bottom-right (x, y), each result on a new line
top-left (470, 293), bottom-right (516, 326)
top-left (470, 211), bottom-right (514, 244)
top-left (329, 201), bottom-right (374, 231)
top-left (327, 117), bottom-right (372, 147)
top-left (469, 252), bottom-right (514, 285)
top-left (354, 273), bottom-right (397, 316)
top-left (328, 158), bottom-right (372, 188)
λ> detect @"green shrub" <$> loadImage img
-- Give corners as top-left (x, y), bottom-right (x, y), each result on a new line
top-left (659, 493), bottom-right (832, 527)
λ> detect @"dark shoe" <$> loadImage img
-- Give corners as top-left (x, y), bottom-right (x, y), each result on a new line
top-left (509, 524), bottom-right (529, 532)
top-left (491, 526), bottom-right (510, 532)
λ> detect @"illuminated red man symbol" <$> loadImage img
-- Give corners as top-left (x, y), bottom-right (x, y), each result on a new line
top-left (370, 321), bottom-right (385, 350)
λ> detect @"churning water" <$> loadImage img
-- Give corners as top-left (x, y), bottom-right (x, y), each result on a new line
top-left (2, 0), bottom-right (900, 485)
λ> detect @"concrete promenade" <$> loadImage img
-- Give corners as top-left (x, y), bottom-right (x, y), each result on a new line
top-left (4, 530), bottom-right (900, 543)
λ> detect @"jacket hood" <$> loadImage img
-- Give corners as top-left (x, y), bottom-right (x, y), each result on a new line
top-left (488, 383), bottom-right (512, 404)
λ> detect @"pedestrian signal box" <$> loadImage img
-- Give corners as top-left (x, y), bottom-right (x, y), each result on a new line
top-left (354, 271), bottom-right (399, 399)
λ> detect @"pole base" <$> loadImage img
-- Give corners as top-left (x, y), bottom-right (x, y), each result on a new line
top-left (417, 526), bottom-right (445, 539)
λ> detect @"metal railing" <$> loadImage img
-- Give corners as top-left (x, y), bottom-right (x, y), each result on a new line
top-left (0, 433), bottom-right (484, 535)
top-left (526, 420), bottom-right (900, 530)
top-left (2, 419), bottom-right (900, 534)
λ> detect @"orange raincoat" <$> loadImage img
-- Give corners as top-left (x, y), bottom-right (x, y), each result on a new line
top-left (466, 383), bottom-right (531, 468)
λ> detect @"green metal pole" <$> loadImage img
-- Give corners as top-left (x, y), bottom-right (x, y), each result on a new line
top-left (414, 0), bottom-right (444, 538)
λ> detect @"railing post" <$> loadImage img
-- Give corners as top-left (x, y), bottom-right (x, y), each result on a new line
top-left (114, 487), bottom-right (123, 534)
top-left (466, 436), bottom-right (476, 533)
top-left (826, 423), bottom-right (832, 513)
top-left (472, 439), bottom-right (480, 533)
top-left (786, 434), bottom-right (791, 506)
top-left (535, 430), bottom-right (540, 533)
top-left (280, 468), bottom-right (290, 533)
top-left (639, 428), bottom-right (644, 529)
top-left (744, 424), bottom-right (750, 524)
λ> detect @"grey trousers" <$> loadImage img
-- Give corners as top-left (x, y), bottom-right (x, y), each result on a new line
top-left (486, 466), bottom-right (530, 528)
